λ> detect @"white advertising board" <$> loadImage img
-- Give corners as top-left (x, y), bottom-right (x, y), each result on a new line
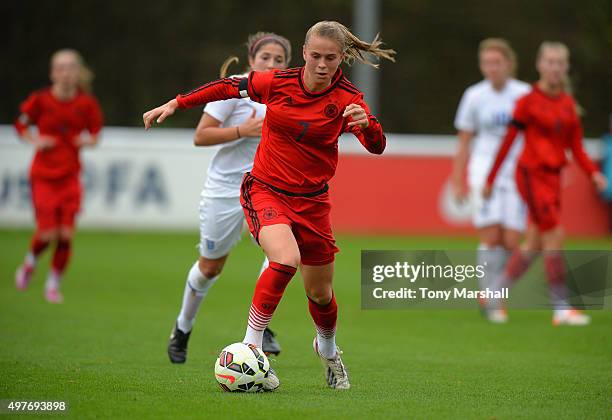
top-left (0, 125), bottom-right (602, 230)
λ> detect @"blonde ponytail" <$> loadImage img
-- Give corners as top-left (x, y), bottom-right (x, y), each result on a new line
top-left (305, 21), bottom-right (396, 68)
top-left (78, 64), bottom-right (94, 93)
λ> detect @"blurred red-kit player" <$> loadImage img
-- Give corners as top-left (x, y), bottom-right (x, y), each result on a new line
top-left (485, 42), bottom-right (607, 325)
top-left (14, 49), bottom-right (103, 303)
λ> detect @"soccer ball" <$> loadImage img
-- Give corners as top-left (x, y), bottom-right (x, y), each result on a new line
top-left (214, 342), bottom-right (270, 392)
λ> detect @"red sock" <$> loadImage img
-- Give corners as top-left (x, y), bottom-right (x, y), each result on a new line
top-left (308, 294), bottom-right (337, 339)
top-left (504, 250), bottom-right (534, 282)
top-left (30, 234), bottom-right (50, 257)
top-left (247, 262), bottom-right (296, 331)
top-left (51, 239), bottom-right (72, 274)
top-left (543, 252), bottom-right (568, 308)
top-left (544, 252), bottom-right (565, 285)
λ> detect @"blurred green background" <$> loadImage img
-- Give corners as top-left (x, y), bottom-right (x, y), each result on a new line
top-left (3, 0), bottom-right (611, 135)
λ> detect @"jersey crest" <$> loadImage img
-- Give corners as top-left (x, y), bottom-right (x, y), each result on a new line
top-left (324, 103), bottom-right (339, 119)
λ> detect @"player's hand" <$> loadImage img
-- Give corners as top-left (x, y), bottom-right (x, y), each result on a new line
top-left (143, 99), bottom-right (178, 130)
top-left (73, 134), bottom-right (96, 148)
top-left (33, 135), bottom-right (55, 151)
top-left (238, 109), bottom-right (264, 138)
top-left (452, 179), bottom-right (469, 203)
top-left (592, 171), bottom-right (608, 192)
top-left (344, 104), bottom-right (369, 129)
top-left (482, 183), bottom-right (493, 199)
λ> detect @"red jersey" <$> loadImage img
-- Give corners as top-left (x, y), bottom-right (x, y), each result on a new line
top-left (15, 88), bottom-right (103, 179)
top-left (177, 67), bottom-right (385, 193)
top-left (487, 85), bottom-right (596, 186)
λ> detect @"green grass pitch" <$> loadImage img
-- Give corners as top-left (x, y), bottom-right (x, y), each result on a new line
top-left (1, 230), bottom-right (610, 419)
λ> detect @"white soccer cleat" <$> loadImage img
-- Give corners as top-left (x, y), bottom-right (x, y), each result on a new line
top-left (487, 308), bottom-right (508, 324)
top-left (15, 264), bottom-right (34, 291)
top-left (478, 297), bottom-right (508, 324)
top-left (262, 367), bottom-right (280, 392)
top-left (45, 288), bottom-right (64, 304)
top-left (313, 337), bottom-right (350, 390)
top-left (553, 309), bottom-right (591, 326)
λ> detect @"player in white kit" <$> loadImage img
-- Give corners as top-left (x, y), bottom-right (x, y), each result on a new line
top-left (168, 32), bottom-right (291, 363)
top-left (452, 38), bottom-right (530, 323)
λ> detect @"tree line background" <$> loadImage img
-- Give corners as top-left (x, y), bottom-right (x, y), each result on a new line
top-left (3, 0), bottom-right (611, 136)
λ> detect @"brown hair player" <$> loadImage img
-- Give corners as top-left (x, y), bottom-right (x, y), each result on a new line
top-left (144, 20), bottom-right (395, 390)
top-left (14, 49), bottom-right (103, 304)
top-left (484, 42), bottom-right (607, 325)
top-left (167, 32), bottom-right (291, 365)
top-left (452, 38), bottom-right (530, 324)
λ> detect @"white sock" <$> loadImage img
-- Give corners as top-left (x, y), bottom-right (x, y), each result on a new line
top-left (243, 326), bottom-right (264, 348)
top-left (241, 258), bottom-right (275, 348)
top-left (548, 283), bottom-right (568, 311)
top-left (477, 244), bottom-right (510, 310)
top-left (45, 269), bottom-right (61, 291)
top-left (477, 244), bottom-right (509, 289)
top-left (176, 261), bottom-right (218, 333)
top-left (241, 259), bottom-right (272, 347)
top-left (316, 333), bottom-right (337, 359)
top-left (476, 244), bottom-right (491, 291)
top-left (25, 252), bottom-right (37, 268)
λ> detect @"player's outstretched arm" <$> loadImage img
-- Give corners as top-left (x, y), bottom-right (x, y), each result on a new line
top-left (143, 99), bottom-right (178, 130)
top-left (143, 72), bottom-right (274, 130)
top-left (143, 76), bottom-right (248, 130)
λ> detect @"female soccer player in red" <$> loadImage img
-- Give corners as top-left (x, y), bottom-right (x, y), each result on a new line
top-left (14, 49), bottom-right (104, 303)
top-left (144, 21), bottom-right (395, 390)
top-left (484, 42), bottom-right (607, 325)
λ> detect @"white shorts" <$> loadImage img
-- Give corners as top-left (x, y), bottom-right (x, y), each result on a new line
top-left (198, 194), bottom-right (245, 259)
top-left (470, 181), bottom-right (527, 231)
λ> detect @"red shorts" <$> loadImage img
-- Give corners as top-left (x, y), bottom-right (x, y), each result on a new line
top-left (30, 175), bottom-right (82, 230)
top-left (516, 166), bottom-right (561, 232)
top-left (240, 173), bottom-right (339, 266)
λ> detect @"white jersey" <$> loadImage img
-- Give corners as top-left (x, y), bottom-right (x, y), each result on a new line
top-left (202, 74), bottom-right (266, 198)
top-left (454, 79), bottom-right (531, 187)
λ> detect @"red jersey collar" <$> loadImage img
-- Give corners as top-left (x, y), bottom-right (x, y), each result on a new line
top-left (532, 83), bottom-right (566, 101)
top-left (45, 86), bottom-right (84, 105)
top-left (298, 67), bottom-right (343, 97)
